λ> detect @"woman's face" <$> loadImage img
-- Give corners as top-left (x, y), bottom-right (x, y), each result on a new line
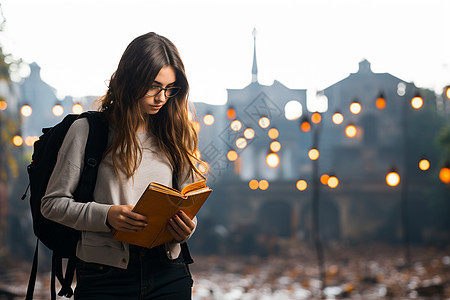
top-left (139, 65), bottom-right (177, 115)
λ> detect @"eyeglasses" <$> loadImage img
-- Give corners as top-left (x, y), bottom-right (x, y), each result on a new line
top-left (146, 85), bottom-right (181, 98)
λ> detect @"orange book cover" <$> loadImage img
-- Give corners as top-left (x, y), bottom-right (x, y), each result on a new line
top-left (113, 180), bottom-right (212, 248)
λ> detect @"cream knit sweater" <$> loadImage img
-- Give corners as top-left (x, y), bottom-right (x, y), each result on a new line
top-left (41, 118), bottom-right (195, 269)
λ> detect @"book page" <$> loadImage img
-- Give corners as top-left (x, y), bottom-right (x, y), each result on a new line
top-left (184, 187), bottom-right (212, 196)
top-left (181, 180), bottom-right (206, 195)
top-left (149, 182), bottom-right (182, 197)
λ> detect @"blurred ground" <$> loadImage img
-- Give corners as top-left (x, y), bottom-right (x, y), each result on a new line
top-left (0, 242), bottom-right (448, 299)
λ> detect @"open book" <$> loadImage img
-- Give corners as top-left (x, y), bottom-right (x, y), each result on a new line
top-left (113, 180), bottom-right (212, 248)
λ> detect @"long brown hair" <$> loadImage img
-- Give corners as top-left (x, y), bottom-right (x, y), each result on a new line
top-left (98, 32), bottom-right (205, 182)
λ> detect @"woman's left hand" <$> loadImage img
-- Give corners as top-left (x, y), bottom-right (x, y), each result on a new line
top-left (167, 210), bottom-right (195, 243)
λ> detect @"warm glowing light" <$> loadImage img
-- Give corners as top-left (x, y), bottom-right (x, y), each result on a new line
top-left (445, 86), bottom-right (450, 100)
top-left (300, 118), bottom-right (311, 132)
top-left (192, 121), bottom-right (201, 132)
top-left (296, 180), bottom-right (307, 191)
top-left (25, 136), bottom-right (39, 147)
top-left (259, 180), bottom-right (269, 190)
top-left (259, 117), bottom-right (270, 128)
top-left (376, 96), bottom-right (386, 110)
top-left (320, 174), bottom-right (329, 185)
top-left (270, 141), bottom-right (281, 152)
top-left (230, 120), bottom-right (242, 131)
top-left (249, 180), bottom-right (259, 190)
top-left (311, 112), bottom-right (321, 124)
top-left (439, 163), bottom-right (450, 184)
top-left (308, 148), bottom-right (319, 160)
top-left (386, 171), bottom-right (400, 187)
top-left (345, 125), bottom-right (357, 138)
top-left (332, 112), bottom-right (344, 125)
top-left (203, 114), bottom-right (215, 125)
top-left (0, 100), bottom-right (7, 110)
top-left (226, 107), bottom-right (236, 120)
top-left (266, 152), bottom-right (280, 168)
top-left (12, 135), bottom-right (23, 146)
top-left (21, 105), bottom-right (32, 117)
top-left (327, 176), bottom-right (339, 188)
top-left (411, 96), bottom-right (423, 109)
top-left (350, 101), bottom-right (362, 114)
top-left (236, 137), bottom-right (247, 149)
top-left (52, 104), bottom-right (64, 117)
top-left (268, 128), bottom-right (279, 139)
top-left (72, 103), bottom-right (83, 114)
top-left (227, 150), bottom-right (238, 161)
top-left (419, 159), bottom-right (430, 171)
top-left (244, 128), bottom-right (255, 139)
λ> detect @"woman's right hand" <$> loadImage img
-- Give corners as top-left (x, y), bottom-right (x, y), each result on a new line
top-left (107, 205), bottom-right (148, 232)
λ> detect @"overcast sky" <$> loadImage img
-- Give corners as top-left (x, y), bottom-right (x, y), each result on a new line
top-left (1, 0), bottom-right (449, 108)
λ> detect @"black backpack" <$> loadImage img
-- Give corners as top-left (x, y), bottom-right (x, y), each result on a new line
top-left (22, 111), bottom-right (109, 299)
top-left (22, 110), bottom-right (194, 299)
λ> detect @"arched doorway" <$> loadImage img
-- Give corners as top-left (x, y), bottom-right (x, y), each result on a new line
top-left (258, 201), bottom-right (292, 237)
top-left (299, 199), bottom-right (341, 242)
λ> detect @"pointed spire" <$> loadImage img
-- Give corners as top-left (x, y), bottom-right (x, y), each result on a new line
top-left (251, 28), bottom-right (258, 83)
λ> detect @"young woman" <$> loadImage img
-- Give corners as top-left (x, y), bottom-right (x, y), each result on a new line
top-left (41, 32), bottom-right (206, 299)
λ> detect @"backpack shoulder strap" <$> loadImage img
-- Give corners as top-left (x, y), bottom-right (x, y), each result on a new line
top-left (74, 111), bottom-right (109, 202)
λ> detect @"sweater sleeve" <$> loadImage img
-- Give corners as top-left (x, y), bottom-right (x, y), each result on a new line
top-left (41, 118), bottom-right (111, 232)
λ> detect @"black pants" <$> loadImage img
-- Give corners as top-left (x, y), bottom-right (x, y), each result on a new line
top-left (74, 245), bottom-right (193, 299)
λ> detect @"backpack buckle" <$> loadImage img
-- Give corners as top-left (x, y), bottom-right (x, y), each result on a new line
top-left (87, 158), bottom-right (97, 167)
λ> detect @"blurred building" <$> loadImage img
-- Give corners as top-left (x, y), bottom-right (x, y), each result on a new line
top-left (19, 62), bottom-right (91, 138)
top-left (192, 35), bottom-right (448, 254)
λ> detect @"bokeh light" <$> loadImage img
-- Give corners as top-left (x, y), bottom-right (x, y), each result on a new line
top-left (345, 125), bottom-right (357, 138)
top-left (411, 96), bottom-right (423, 109)
top-left (332, 112), bottom-right (344, 125)
top-left (418, 159), bottom-right (430, 171)
top-left (25, 136), bottom-right (39, 147)
top-left (296, 180), bottom-right (307, 191)
top-left (12, 135), bottom-right (23, 146)
top-left (249, 180), bottom-right (259, 190)
top-left (236, 137), bottom-right (247, 149)
top-left (300, 118), bottom-right (311, 132)
top-left (244, 128), bottom-right (255, 139)
top-left (72, 103), bottom-right (83, 114)
top-left (376, 95), bottom-right (386, 110)
top-left (308, 148), bottom-right (319, 160)
top-left (350, 101), bottom-right (362, 114)
top-left (231, 120), bottom-right (242, 131)
top-left (0, 100), bottom-right (7, 110)
top-left (270, 141), bottom-right (281, 152)
top-left (268, 128), bottom-right (279, 139)
top-left (386, 170), bottom-right (400, 187)
top-left (203, 114), bottom-right (215, 125)
top-left (439, 163), bottom-right (450, 184)
top-left (258, 180), bottom-right (269, 190)
top-left (311, 112), bottom-right (321, 124)
top-left (227, 150), bottom-right (238, 161)
top-left (328, 176), bottom-right (339, 188)
top-left (21, 105), bottom-right (32, 117)
top-left (266, 152), bottom-right (280, 168)
top-left (52, 104), bottom-right (64, 117)
top-left (226, 107), bottom-right (236, 120)
top-left (320, 174), bottom-right (329, 185)
top-left (259, 117), bottom-right (270, 128)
